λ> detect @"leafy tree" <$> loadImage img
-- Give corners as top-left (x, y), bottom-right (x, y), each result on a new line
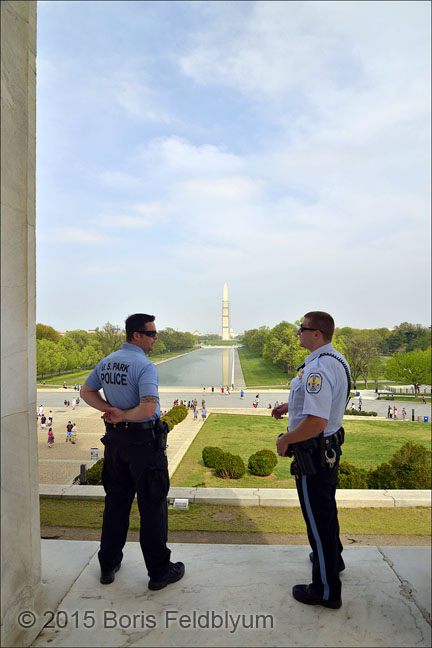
top-left (93, 322), bottom-right (125, 356)
top-left (64, 329), bottom-right (91, 351)
top-left (152, 339), bottom-right (166, 355)
top-left (36, 323), bottom-right (60, 343)
top-left (79, 345), bottom-right (100, 367)
top-left (241, 328), bottom-right (258, 348)
top-left (263, 321), bottom-right (307, 374)
top-left (379, 323), bottom-right (431, 354)
top-left (384, 349), bottom-right (431, 395)
top-left (249, 326), bottom-right (269, 355)
top-left (59, 336), bottom-right (80, 370)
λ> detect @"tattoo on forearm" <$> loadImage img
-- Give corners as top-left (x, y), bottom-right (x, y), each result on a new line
top-left (140, 396), bottom-right (157, 403)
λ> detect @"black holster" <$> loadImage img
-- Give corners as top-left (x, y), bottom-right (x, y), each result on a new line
top-left (153, 418), bottom-right (169, 451)
top-left (287, 437), bottom-right (320, 476)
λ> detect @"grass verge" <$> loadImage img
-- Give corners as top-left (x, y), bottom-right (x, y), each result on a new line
top-left (238, 348), bottom-right (291, 387)
top-left (39, 499), bottom-right (431, 536)
top-left (170, 414), bottom-right (431, 489)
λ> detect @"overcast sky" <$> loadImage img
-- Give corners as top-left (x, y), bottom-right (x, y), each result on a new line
top-left (36, 0), bottom-right (431, 334)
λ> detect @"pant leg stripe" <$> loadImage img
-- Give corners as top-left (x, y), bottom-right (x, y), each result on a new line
top-left (302, 474), bottom-right (330, 600)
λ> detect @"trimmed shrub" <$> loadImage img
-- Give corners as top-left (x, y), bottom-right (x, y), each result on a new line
top-left (214, 452), bottom-right (246, 479)
top-left (337, 461), bottom-right (368, 489)
top-left (85, 458), bottom-right (104, 485)
top-left (162, 404), bottom-right (188, 431)
top-left (256, 448), bottom-right (278, 469)
top-left (202, 446), bottom-right (225, 468)
top-left (367, 441), bottom-right (431, 489)
top-left (248, 449), bottom-right (278, 476)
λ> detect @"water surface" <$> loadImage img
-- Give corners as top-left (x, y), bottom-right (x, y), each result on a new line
top-left (156, 348), bottom-right (234, 387)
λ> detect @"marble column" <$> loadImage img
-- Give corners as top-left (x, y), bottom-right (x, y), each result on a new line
top-left (1, 2), bottom-right (41, 646)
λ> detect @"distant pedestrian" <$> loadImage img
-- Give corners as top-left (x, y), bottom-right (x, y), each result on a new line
top-left (402, 408), bottom-right (407, 420)
top-left (240, 390), bottom-right (244, 399)
top-left (65, 421), bottom-right (73, 442)
top-left (38, 405), bottom-right (44, 418)
top-left (394, 407), bottom-right (397, 419)
top-left (221, 387), bottom-right (224, 394)
top-left (47, 428), bottom-right (54, 447)
top-left (387, 406), bottom-right (391, 419)
top-left (47, 410), bottom-right (53, 426)
top-left (274, 401), bottom-right (279, 408)
top-left (226, 386), bottom-right (230, 395)
top-left (64, 400), bottom-right (68, 407)
top-left (193, 408), bottom-right (198, 421)
top-left (40, 414), bottom-right (47, 431)
top-left (422, 394), bottom-right (426, 404)
top-left (202, 399), bottom-right (206, 409)
top-left (71, 398), bottom-right (76, 410)
top-left (71, 424), bottom-right (77, 444)
top-left (351, 403), bottom-right (356, 412)
top-left (389, 407), bottom-right (393, 419)
top-left (211, 386), bottom-right (214, 393)
top-left (201, 408), bottom-right (207, 421)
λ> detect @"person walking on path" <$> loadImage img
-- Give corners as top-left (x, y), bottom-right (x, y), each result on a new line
top-left (272, 311), bottom-right (350, 609)
top-left (47, 427), bottom-right (54, 447)
top-left (80, 313), bottom-right (184, 591)
top-left (193, 407), bottom-right (198, 421)
top-left (402, 407), bottom-right (407, 421)
top-left (65, 421), bottom-right (73, 442)
top-left (201, 407), bottom-right (207, 421)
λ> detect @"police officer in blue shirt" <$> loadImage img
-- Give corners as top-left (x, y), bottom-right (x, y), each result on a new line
top-left (80, 313), bottom-right (185, 591)
top-left (273, 311), bottom-right (350, 609)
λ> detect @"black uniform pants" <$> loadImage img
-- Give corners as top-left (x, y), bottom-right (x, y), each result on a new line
top-left (98, 429), bottom-right (171, 581)
top-left (295, 442), bottom-right (343, 601)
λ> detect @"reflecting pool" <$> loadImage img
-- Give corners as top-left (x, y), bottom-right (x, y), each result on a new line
top-left (156, 348), bottom-right (235, 387)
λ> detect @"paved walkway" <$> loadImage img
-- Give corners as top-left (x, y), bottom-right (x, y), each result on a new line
top-left (27, 541), bottom-right (430, 647)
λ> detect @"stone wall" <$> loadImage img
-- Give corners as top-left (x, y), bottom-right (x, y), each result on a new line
top-left (1, 2), bottom-right (40, 646)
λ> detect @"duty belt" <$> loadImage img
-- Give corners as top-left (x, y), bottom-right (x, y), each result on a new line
top-left (104, 420), bottom-right (156, 432)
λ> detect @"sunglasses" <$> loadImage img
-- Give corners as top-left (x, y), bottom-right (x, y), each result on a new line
top-left (298, 325), bottom-right (322, 333)
top-left (136, 330), bottom-right (158, 338)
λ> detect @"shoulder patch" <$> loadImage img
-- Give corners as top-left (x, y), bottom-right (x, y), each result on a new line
top-left (306, 373), bottom-right (322, 394)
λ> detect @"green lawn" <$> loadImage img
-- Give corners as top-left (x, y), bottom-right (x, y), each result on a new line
top-left (170, 414), bottom-right (431, 489)
top-left (39, 498), bottom-right (431, 537)
top-left (37, 349), bottom-right (195, 386)
top-left (238, 348), bottom-right (291, 386)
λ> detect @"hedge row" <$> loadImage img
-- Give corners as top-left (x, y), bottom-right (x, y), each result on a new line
top-left (337, 442), bottom-right (431, 489)
top-left (345, 409), bottom-right (377, 417)
top-left (162, 404), bottom-right (188, 430)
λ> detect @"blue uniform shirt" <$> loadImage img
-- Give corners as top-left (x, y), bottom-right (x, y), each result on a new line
top-left (85, 343), bottom-right (160, 422)
top-left (288, 342), bottom-right (350, 437)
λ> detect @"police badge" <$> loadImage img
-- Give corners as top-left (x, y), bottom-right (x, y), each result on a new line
top-left (306, 373), bottom-right (322, 393)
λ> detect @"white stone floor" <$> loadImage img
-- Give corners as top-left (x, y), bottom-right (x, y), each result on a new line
top-left (31, 541), bottom-right (431, 647)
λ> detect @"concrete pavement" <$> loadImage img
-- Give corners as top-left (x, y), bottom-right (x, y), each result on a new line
top-left (26, 541), bottom-right (430, 647)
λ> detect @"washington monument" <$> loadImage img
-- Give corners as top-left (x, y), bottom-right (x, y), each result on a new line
top-left (222, 283), bottom-right (230, 340)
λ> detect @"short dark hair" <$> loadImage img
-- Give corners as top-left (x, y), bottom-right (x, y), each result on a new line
top-left (125, 313), bottom-right (155, 341)
top-left (303, 311), bottom-right (335, 341)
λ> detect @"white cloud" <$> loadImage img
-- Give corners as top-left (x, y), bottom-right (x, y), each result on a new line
top-left (48, 228), bottom-right (114, 245)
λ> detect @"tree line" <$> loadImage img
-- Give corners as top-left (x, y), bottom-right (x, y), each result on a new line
top-left (36, 323), bottom-right (195, 378)
top-left (241, 321), bottom-right (431, 394)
